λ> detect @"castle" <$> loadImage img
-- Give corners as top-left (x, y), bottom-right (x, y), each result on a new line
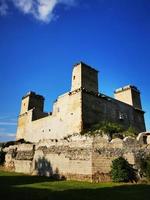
top-left (4, 62), bottom-right (149, 182)
top-left (16, 62), bottom-right (146, 142)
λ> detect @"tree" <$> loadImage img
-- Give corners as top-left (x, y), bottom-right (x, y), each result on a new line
top-left (111, 157), bottom-right (137, 182)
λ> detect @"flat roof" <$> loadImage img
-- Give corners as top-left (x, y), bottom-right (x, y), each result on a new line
top-left (73, 61), bottom-right (98, 72)
top-left (115, 85), bottom-right (140, 94)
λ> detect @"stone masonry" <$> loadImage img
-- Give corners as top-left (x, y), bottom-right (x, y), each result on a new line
top-left (3, 133), bottom-right (150, 182)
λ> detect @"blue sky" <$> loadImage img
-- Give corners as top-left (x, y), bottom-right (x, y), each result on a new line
top-left (0, 0), bottom-right (150, 142)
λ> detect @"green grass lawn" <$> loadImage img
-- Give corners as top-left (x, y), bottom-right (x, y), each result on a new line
top-left (0, 169), bottom-right (150, 200)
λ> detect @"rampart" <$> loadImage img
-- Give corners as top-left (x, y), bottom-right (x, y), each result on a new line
top-left (3, 133), bottom-right (150, 182)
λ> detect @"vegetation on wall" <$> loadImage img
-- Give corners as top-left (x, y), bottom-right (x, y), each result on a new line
top-left (81, 122), bottom-right (124, 137)
top-left (111, 157), bottom-right (137, 183)
top-left (98, 122), bottom-right (124, 139)
top-left (81, 121), bottom-right (138, 139)
top-left (93, 122), bottom-right (124, 134)
top-left (123, 126), bottom-right (138, 138)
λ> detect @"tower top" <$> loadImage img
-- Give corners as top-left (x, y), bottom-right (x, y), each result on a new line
top-left (115, 85), bottom-right (140, 94)
top-left (22, 91), bottom-right (44, 100)
top-left (71, 62), bottom-right (99, 93)
top-left (114, 85), bottom-right (142, 110)
top-left (73, 61), bottom-right (98, 72)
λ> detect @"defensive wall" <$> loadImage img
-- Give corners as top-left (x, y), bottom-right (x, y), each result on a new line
top-left (4, 133), bottom-right (150, 182)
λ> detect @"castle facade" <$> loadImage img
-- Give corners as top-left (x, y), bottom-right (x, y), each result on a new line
top-left (16, 62), bottom-right (146, 142)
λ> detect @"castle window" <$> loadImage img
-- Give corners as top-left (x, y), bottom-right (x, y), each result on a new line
top-left (73, 76), bottom-right (76, 80)
top-left (119, 112), bottom-right (124, 120)
top-left (57, 107), bottom-right (60, 112)
top-left (24, 103), bottom-right (25, 106)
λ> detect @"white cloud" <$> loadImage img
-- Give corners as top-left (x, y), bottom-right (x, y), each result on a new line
top-left (0, 116), bottom-right (10, 120)
top-left (0, 116), bottom-right (17, 125)
top-left (0, 116), bottom-right (17, 121)
top-left (12, 0), bottom-right (33, 14)
top-left (0, 115), bottom-right (17, 141)
top-left (1, 0), bottom-right (77, 23)
top-left (0, 133), bottom-right (16, 138)
top-left (0, 128), bottom-right (6, 132)
top-left (0, 0), bottom-right (8, 16)
top-left (34, 0), bottom-right (58, 22)
top-left (0, 122), bottom-right (17, 126)
top-left (7, 133), bottom-right (16, 138)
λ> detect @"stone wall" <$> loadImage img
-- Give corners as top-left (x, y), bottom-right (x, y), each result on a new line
top-left (3, 133), bottom-right (150, 182)
top-left (32, 137), bottom-right (93, 181)
top-left (17, 91), bottom-right (82, 142)
top-left (82, 90), bottom-right (145, 132)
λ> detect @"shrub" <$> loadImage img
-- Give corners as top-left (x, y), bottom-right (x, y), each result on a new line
top-left (111, 157), bottom-right (137, 182)
top-left (0, 143), bottom-right (5, 148)
top-left (146, 160), bottom-right (150, 179)
top-left (91, 122), bottom-right (124, 139)
top-left (139, 157), bottom-right (150, 180)
top-left (92, 122), bottom-right (123, 132)
top-left (100, 122), bottom-right (124, 134)
top-left (123, 126), bottom-right (138, 137)
top-left (81, 122), bottom-right (124, 139)
top-left (0, 151), bottom-right (5, 165)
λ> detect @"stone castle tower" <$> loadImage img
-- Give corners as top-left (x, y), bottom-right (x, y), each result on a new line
top-left (20, 92), bottom-right (44, 115)
top-left (71, 62), bottom-right (98, 93)
top-left (114, 85), bottom-right (142, 110)
top-left (16, 62), bottom-right (146, 142)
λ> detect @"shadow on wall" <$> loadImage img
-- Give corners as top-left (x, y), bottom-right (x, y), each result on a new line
top-left (35, 157), bottom-right (66, 180)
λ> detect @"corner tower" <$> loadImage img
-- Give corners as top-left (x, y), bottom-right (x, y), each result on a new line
top-left (71, 62), bottom-right (98, 93)
top-left (16, 91), bottom-right (45, 140)
top-left (114, 85), bottom-right (142, 110)
top-left (20, 91), bottom-right (44, 115)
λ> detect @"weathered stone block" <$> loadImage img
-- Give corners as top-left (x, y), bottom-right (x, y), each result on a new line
top-left (17, 144), bottom-right (34, 151)
top-left (14, 160), bottom-right (33, 174)
top-left (110, 138), bottom-right (123, 148)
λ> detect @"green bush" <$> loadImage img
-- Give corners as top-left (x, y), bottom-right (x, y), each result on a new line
top-left (100, 122), bottom-right (124, 134)
top-left (91, 122), bottom-right (124, 140)
top-left (123, 126), bottom-right (138, 137)
top-left (146, 160), bottom-right (150, 179)
top-left (111, 157), bottom-right (137, 182)
top-left (0, 151), bottom-right (5, 165)
top-left (81, 122), bottom-right (138, 140)
top-left (139, 157), bottom-right (150, 180)
top-left (92, 122), bottom-right (123, 133)
top-left (81, 122), bottom-right (125, 139)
